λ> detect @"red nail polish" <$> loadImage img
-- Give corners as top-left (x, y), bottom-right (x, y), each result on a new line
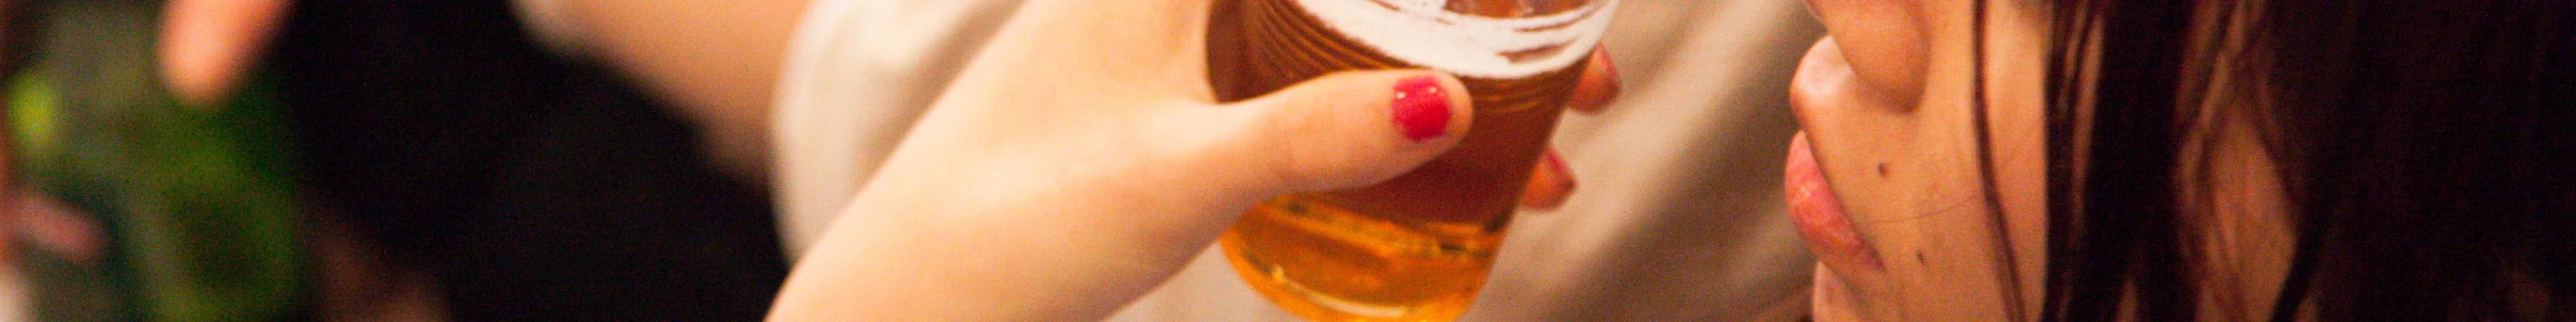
top-left (1544, 151), bottom-right (1574, 193)
top-left (1568, 48), bottom-right (1619, 113)
top-left (1593, 49), bottom-right (1619, 105)
top-left (1391, 76), bottom-right (1450, 141)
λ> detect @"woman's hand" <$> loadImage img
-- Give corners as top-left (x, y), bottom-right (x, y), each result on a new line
top-left (769, 1), bottom-right (1470, 319)
top-left (767, 1), bottom-right (1615, 320)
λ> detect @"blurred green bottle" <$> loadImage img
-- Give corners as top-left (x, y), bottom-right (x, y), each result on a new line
top-left (7, 0), bottom-right (305, 321)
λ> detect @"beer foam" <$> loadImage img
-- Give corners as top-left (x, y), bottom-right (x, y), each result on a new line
top-left (1294, 0), bottom-right (1617, 79)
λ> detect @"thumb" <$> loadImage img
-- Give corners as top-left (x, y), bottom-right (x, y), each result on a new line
top-left (1219, 70), bottom-right (1473, 193)
top-left (160, 0), bottom-right (289, 107)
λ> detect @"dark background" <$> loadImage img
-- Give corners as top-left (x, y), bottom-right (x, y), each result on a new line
top-left (269, 1), bottom-right (786, 320)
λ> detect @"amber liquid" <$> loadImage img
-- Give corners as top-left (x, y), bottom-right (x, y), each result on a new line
top-left (1213, 0), bottom-right (1593, 321)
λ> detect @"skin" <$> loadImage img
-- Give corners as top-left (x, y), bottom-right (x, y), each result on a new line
top-left (765, 1), bottom-right (1615, 319)
top-left (1786, 0), bottom-right (2294, 320)
top-left (1, 0), bottom-right (1599, 319)
top-left (765, 0), bottom-right (1454, 317)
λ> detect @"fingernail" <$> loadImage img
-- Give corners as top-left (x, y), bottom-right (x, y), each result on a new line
top-left (1568, 47), bottom-right (1619, 113)
top-left (1596, 48), bottom-right (1619, 102)
top-left (1543, 151), bottom-right (1574, 194)
top-left (1391, 75), bottom-right (1450, 141)
top-left (1521, 150), bottom-right (1576, 209)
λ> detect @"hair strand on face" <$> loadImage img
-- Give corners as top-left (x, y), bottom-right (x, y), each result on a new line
top-left (1966, 1), bottom-right (2034, 321)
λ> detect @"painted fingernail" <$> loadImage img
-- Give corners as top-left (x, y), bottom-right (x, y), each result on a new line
top-left (1391, 75), bottom-right (1450, 141)
top-left (1597, 49), bottom-right (1619, 102)
top-left (1542, 150), bottom-right (1574, 195)
top-left (1521, 150), bottom-right (1576, 209)
top-left (1569, 47), bottom-right (1619, 113)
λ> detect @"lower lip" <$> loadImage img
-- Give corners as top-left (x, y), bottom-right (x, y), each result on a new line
top-left (1786, 131), bottom-right (1878, 269)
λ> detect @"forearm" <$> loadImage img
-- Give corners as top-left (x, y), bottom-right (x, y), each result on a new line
top-left (771, 209), bottom-right (1143, 321)
top-left (759, 1), bottom-right (1476, 317)
top-left (768, 156), bottom-right (1271, 321)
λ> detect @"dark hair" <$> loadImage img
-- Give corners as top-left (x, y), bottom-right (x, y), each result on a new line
top-left (2043, 1), bottom-right (2576, 321)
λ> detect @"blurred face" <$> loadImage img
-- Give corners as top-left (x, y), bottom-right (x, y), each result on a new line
top-left (1784, 0), bottom-right (2052, 320)
top-left (1787, 1), bottom-right (2297, 320)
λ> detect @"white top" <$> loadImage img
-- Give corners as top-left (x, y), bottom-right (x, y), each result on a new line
top-left (768, 1), bottom-right (1825, 319)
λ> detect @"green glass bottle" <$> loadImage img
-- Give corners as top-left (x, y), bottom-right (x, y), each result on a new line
top-left (6, 0), bottom-right (304, 321)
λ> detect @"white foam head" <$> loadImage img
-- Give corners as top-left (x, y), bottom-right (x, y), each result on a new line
top-left (1293, 0), bottom-right (1619, 79)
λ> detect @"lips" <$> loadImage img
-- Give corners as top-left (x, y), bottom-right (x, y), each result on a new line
top-left (1786, 131), bottom-right (1880, 271)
